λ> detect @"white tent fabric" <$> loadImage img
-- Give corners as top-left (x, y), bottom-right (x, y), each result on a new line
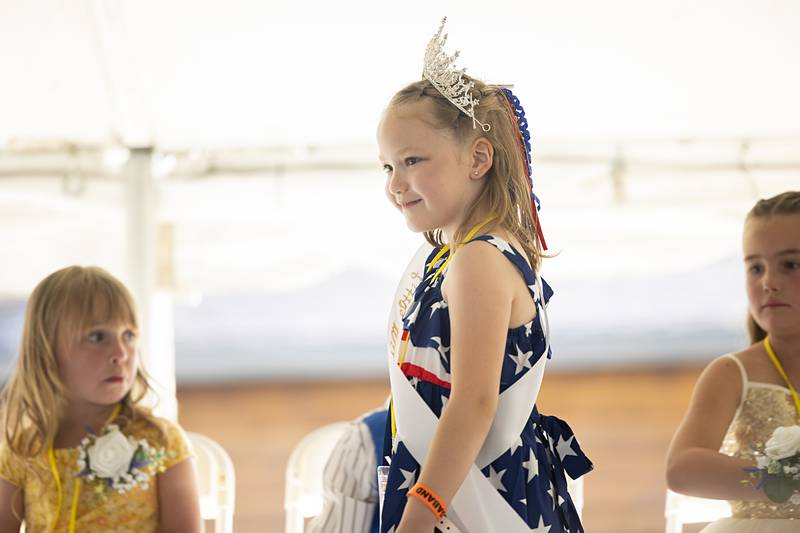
top-left (1, 1), bottom-right (799, 381)
top-left (2, 0), bottom-right (800, 147)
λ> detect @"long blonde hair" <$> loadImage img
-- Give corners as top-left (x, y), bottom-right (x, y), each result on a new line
top-left (744, 191), bottom-right (800, 343)
top-left (0, 266), bottom-right (154, 457)
top-left (388, 77), bottom-right (544, 271)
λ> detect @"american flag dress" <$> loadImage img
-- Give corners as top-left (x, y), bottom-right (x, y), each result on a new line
top-left (380, 235), bottom-right (593, 533)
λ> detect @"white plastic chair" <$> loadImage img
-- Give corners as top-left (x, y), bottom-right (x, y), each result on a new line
top-left (664, 489), bottom-right (731, 533)
top-left (188, 432), bottom-right (236, 533)
top-left (284, 422), bottom-right (585, 533)
top-left (285, 422), bottom-right (350, 533)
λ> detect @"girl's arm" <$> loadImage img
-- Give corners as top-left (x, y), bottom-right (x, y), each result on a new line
top-left (397, 242), bottom-right (514, 532)
top-left (0, 479), bottom-right (22, 533)
top-left (158, 457), bottom-right (204, 533)
top-left (666, 355), bottom-right (769, 501)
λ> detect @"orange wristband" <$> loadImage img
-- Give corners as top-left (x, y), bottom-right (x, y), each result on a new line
top-left (407, 482), bottom-right (448, 520)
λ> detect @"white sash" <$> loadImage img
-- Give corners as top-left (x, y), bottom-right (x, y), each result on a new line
top-left (387, 244), bottom-right (552, 532)
top-left (476, 350), bottom-right (546, 469)
top-left (390, 359), bottom-right (543, 532)
top-left (387, 244), bottom-right (432, 363)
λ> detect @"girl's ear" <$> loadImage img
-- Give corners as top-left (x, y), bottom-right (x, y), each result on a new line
top-left (469, 137), bottom-right (494, 180)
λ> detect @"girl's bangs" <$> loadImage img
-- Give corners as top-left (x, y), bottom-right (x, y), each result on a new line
top-left (60, 274), bottom-right (138, 338)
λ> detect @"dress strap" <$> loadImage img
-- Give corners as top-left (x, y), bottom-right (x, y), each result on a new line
top-left (723, 354), bottom-right (749, 409)
top-left (466, 235), bottom-right (553, 307)
top-left (724, 354), bottom-right (748, 386)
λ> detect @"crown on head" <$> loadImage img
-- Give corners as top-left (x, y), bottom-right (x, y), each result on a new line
top-left (423, 17), bottom-right (491, 132)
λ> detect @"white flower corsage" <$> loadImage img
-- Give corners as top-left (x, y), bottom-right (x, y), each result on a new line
top-left (746, 425), bottom-right (800, 503)
top-left (77, 424), bottom-right (167, 494)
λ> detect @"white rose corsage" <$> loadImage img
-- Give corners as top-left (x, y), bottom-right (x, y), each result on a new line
top-left (746, 425), bottom-right (800, 504)
top-left (77, 424), bottom-right (167, 494)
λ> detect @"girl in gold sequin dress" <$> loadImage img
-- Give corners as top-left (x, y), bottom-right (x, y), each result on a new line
top-left (667, 191), bottom-right (800, 532)
top-left (0, 266), bottom-right (202, 532)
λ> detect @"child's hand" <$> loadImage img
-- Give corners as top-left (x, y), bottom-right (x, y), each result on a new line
top-left (396, 497), bottom-right (438, 533)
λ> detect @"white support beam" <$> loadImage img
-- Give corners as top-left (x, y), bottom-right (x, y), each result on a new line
top-left (124, 147), bottom-right (177, 421)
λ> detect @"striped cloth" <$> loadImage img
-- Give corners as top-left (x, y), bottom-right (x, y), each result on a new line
top-left (307, 408), bottom-right (387, 533)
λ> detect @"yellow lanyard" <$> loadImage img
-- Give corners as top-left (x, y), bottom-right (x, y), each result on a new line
top-left (48, 403), bottom-right (122, 533)
top-left (390, 216), bottom-right (496, 442)
top-left (764, 337), bottom-right (800, 417)
top-left (426, 215), bottom-right (497, 284)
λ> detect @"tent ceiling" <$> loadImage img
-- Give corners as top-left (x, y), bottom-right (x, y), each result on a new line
top-left (2, 0), bottom-right (800, 150)
top-left (1, 1), bottom-right (798, 299)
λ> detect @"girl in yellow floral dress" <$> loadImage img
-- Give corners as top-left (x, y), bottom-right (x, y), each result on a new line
top-left (0, 266), bottom-right (202, 532)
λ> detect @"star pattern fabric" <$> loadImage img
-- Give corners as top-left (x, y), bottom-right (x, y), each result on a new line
top-left (488, 236), bottom-right (516, 255)
top-left (431, 336), bottom-right (450, 361)
top-left (523, 448), bottom-right (539, 482)
top-left (430, 300), bottom-right (448, 317)
top-left (532, 516), bottom-right (552, 533)
top-left (487, 465), bottom-right (508, 492)
top-left (510, 435), bottom-right (523, 455)
top-left (397, 468), bottom-right (417, 491)
top-left (529, 282), bottom-right (541, 305)
top-left (556, 435), bottom-right (578, 460)
top-left (509, 344), bottom-right (534, 375)
top-left (381, 236), bottom-right (591, 533)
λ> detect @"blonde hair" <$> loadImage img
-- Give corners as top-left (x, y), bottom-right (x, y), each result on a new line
top-left (0, 266), bottom-right (155, 457)
top-left (388, 77), bottom-right (544, 271)
top-left (744, 191), bottom-right (800, 343)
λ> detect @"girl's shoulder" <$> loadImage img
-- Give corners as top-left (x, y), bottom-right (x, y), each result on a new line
top-left (729, 342), bottom-right (786, 387)
top-left (683, 354), bottom-right (748, 419)
top-left (699, 353), bottom-right (748, 389)
top-left (126, 414), bottom-right (188, 447)
top-left (696, 344), bottom-right (781, 401)
top-left (446, 235), bottom-right (521, 287)
top-left (0, 427), bottom-right (44, 462)
top-left (0, 432), bottom-right (37, 487)
top-left (454, 232), bottom-right (535, 281)
top-left (454, 232), bottom-right (527, 267)
top-left (127, 414), bottom-right (194, 469)
top-left (443, 233), bottom-right (536, 313)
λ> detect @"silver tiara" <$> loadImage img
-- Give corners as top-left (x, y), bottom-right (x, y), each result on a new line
top-left (423, 17), bottom-right (491, 132)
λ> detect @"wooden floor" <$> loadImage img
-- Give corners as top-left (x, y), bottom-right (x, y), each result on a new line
top-left (176, 366), bottom-right (703, 533)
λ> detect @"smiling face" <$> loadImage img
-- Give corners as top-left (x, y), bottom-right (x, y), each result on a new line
top-left (56, 299), bottom-right (139, 411)
top-left (743, 214), bottom-right (800, 338)
top-left (377, 100), bottom-right (485, 239)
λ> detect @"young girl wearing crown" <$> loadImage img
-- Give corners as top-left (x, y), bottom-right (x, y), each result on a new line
top-left (377, 18), bottom-right (592, 533)
top-left (0, 266), bottom-right (202, 532)
top-left (668, 191), bottom-right (800, 532)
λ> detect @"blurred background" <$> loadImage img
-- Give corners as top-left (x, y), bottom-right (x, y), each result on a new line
top-left (1, 0), bottom-right (798, 531)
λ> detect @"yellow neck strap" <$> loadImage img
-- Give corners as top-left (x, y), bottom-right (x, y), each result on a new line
top-left (764, 337), bottom-right (800, 417)
top-left (426, 215), bottom-right (497, 284)
top-left (48, 403), bottom-right (122, 533)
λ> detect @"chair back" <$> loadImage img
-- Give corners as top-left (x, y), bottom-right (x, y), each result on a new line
top-left (664, 489), bottom-right (731, 533)
top-left (284, 422), bottom-right (350, 533)
top-left (188, 432), bottom-right (237, 533)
